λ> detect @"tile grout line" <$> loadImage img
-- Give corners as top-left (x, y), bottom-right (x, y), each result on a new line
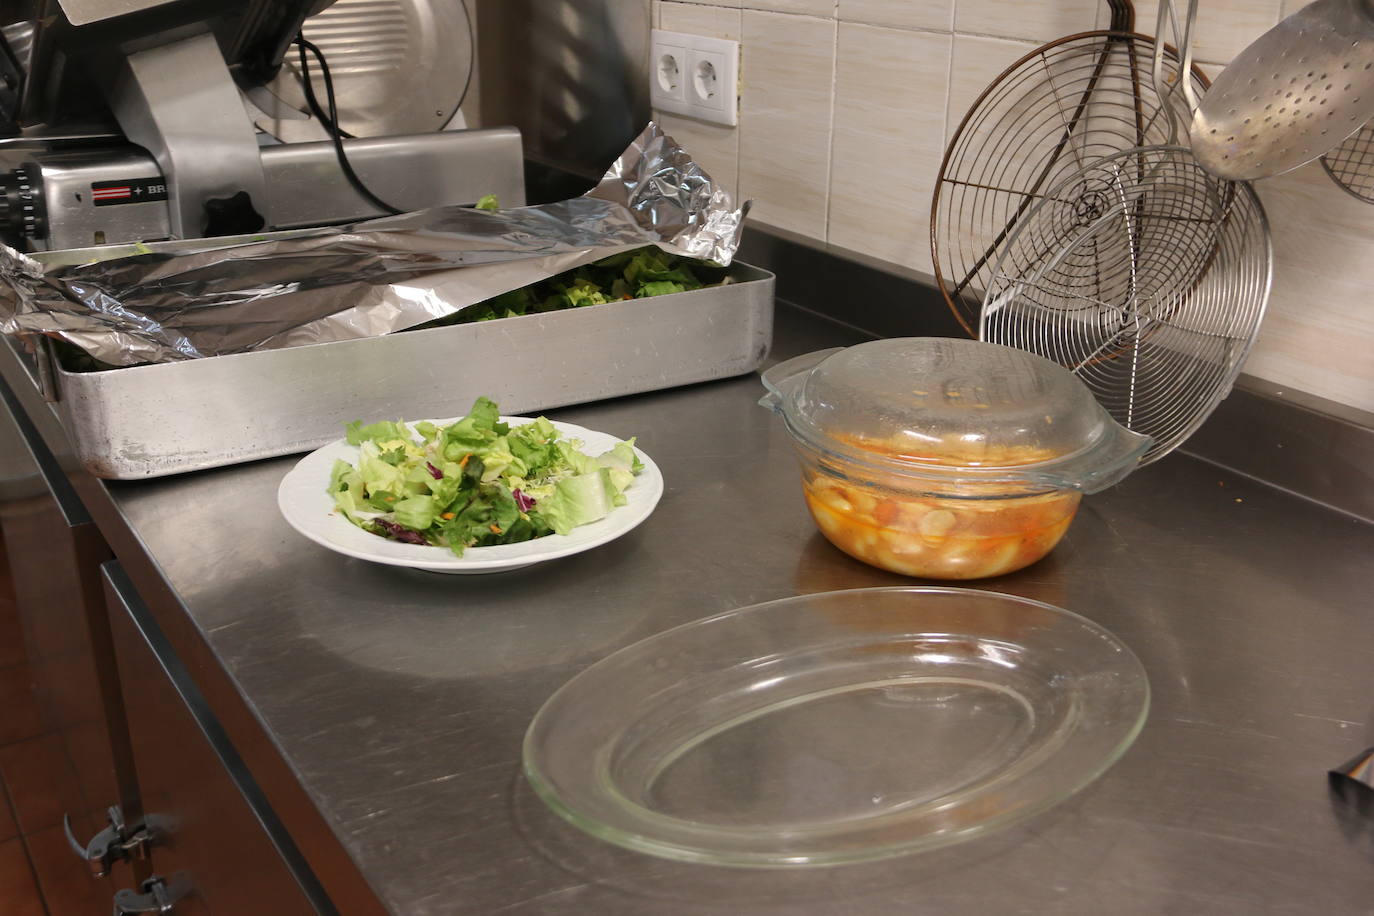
top-left (943, 26), bottom-right (956, 159)
top-left (734, 8), bottom-right (748, 222)
top-left (20, 835), bottom-right (52, 916)
top-left (931, 24), bottom-right (956, 276)
top-left (734, 6), bottom-right (743, 206)
top-left (822, 9), bottom-right (838, 244)
top-left (667, 0), bottom-right (1276, 53)
top-left (0, 540), bottom-right (36, 913)
top-left (2, 760), bottom-right (50, 915)
top-left (720, 4), bottom-right (1112, 45)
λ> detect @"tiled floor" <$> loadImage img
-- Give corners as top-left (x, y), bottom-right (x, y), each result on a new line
top-left (0, 536), bottom-right (112, 915)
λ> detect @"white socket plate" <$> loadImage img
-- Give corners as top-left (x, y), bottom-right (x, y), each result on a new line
top-left (649, 29), bottom-right (739, 127)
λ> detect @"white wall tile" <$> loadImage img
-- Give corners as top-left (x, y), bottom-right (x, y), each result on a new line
top-left (660, 1), bottom-right (743, 38)
top-left (742, 0), bottom-right (834, 16)
top-left (837, 0), bottom-right (953, 32)
top-left (737, 11), bottom-right (835, 237)
top-left (1244, 162), bottom-right (1374, 413)
top-left (1123, 0), bottom-right (1281, 65)
top-left (946, 34), bottom-right (1039, 144)
top-left (674, 0), bottom-right (1374, 411)
top-left (654, 113), bottom-right (741, 196)
top-left (829, 24), bottom-right (951, 275)
top-left (956, 0), bottom-right (1098, 43)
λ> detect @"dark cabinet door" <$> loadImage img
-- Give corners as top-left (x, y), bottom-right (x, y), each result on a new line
top-left (102, 560), bottom-right (331, 915)
top-left (0, 378), bottom-right (137, 864)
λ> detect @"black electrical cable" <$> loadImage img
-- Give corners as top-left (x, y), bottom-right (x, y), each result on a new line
top-left (294, 38), bottom-right (348, 138)
top-left (295, 35), bottom-right (403, 215)
top-left (294, 3), bottom-right (474, 217)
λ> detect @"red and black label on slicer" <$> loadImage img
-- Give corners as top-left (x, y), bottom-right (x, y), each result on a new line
top-left (91, 178), bottom-right (169, 207)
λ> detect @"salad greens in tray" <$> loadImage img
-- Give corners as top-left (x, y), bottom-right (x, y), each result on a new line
top-left (56, 246), bottom-right (726, 373)
top-left (416, 246), bottom-right (727, 327)
top-left (330, 397), bottom-right (644, 556)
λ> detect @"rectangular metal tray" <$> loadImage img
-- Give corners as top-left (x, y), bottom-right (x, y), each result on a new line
top-left (33, 263), bottom-right (774, 479)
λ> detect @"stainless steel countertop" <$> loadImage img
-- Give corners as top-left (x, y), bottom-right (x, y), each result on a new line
top-left (77, 306), bottom-right (1374, 912)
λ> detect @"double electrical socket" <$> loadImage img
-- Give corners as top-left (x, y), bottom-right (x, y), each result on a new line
top-left (649, 29), bottom-right (739, 127)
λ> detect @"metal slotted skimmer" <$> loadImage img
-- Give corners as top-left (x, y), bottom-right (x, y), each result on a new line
top-left (1190, 0), bottom-right (1374, 182)
top-left (932, 0), bottom-right (1210, 335)
top-left (1192, 0), bottom-right (1374, 201)
top-left (1321, 123), bottom-right (1374, 202)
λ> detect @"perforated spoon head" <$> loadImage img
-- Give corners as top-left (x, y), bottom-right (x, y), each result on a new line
top-left (1192, 0), bottom-right (1374, 180)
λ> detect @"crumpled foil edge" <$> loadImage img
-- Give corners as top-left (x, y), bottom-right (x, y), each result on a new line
top-left (0, 121), bottom-right (748, 367)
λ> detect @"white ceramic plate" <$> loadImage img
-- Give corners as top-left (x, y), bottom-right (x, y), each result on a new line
top-left (277, 417), bottom-right (663, 574)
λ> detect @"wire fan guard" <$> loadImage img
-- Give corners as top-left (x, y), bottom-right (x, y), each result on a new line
top-left (1321, 123), bottom-right (1374, 202)
top-left (980, 146), bottom-right (1272, 464)
top-left (932, 31), bottom-right (1209, 335)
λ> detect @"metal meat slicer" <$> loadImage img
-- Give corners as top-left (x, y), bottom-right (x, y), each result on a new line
top-left (0, 0), bottom-right (524, 252)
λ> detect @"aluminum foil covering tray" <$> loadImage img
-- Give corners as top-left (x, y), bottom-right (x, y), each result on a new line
top-left (0, 123), bottom-right (774, 479)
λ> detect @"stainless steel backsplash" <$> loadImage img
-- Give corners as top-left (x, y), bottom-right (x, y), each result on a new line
top-left (474, 0), bottom-right (650, 182)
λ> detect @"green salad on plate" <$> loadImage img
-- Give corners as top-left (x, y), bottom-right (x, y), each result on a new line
top-left (329, 397), bottom-right (643, 556)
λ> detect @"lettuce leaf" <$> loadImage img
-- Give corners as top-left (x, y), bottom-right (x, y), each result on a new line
top-left (331, 397), bottom-right (643, 553)
top-left (346, 419), bottom-right (409, 446)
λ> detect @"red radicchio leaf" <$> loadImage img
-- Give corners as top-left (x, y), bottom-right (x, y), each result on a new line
top-left (373, 518), bottom-right (428, 545)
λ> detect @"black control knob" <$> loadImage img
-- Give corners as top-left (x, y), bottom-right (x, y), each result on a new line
top-left (0, 163), bottom-right (46, 247)
top-left (202, 189), bottom-right (264, 237)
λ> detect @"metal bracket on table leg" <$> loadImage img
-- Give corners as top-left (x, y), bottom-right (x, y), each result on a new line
top-left (65, 805), bottom-right (157, 878)
top-left (112, 875), bottom-right (181, 915)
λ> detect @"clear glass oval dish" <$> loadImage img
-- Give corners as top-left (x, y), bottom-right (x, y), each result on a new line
top-left (523, 587), bottom-right (1149, 868)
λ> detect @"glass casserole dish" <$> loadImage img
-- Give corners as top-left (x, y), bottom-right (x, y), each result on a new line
top-left (760, 337), bottom-right (1152, 579)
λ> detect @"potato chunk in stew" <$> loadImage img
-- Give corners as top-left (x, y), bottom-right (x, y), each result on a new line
top-left (799, 436), bottom-right (1080, 579)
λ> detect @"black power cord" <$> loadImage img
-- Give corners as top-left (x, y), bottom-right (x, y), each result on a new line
top-left (294, 34), bottom-right (404, 216)
top-left (293, 2), bottom-right (475, 218)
